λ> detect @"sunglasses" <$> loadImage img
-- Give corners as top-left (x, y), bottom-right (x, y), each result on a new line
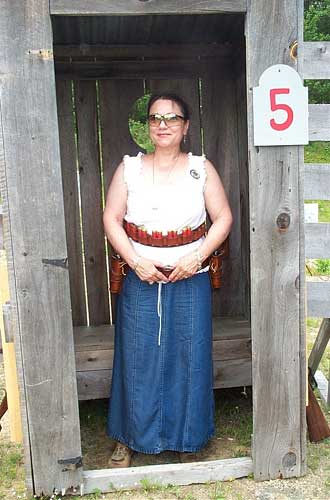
top-left (148, 113), bottom-right (185, 127)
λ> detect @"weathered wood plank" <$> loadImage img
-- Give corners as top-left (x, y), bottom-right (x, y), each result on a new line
top-left (99, 80), bottom-right (144, 196)
top-left (0, 0), bottom-right (82, 494)
top-left (236, 59), bottom-right (250, 320)
top-left (308, 319), bottom-right (330, 374)
top-left (314, 370), bottom-right (329, 407)
top-left (0, 204), bottom-right (3, 250)
top-left (56, 80), bottom-right (87, 326)
top-left (82, 457), bottom-right (253, 494)
top-left (303, 42), bottom-right (330, 80)
top-left (75, 80), bottom-right (110, 325)
top-left (73, 318), bottom-right (251, 351)
top-left (307, 281), bottom-right (330, 317)
top-left (147, 79), bottom-right (202, 155)
top-left (75, 338), bottom-right (251, 372)
top-left (309, 104), bottom-right (330, 141)
top-left (76, 358), bottom-right (252, 400)
top-left (201, 74), bottom-right (243, 316)
top-left (55, 59), bottom-right (227, 80)
top-left (305, 223), bottom-right (330, 259)
top-left (54, 43), bottom-right (232, 60)
top-left (50, 0), bottom-right (247, 15)
top-left (304, 164), bottom-right (330, 200)
top-left (246, 0), bottom-right (306, 481)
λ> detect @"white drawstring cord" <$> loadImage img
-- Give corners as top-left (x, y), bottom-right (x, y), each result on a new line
top-left (157, 282), bottom-right (162, 346)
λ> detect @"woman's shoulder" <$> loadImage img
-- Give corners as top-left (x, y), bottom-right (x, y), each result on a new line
top-left (122, 152), bottom-right (144, 184)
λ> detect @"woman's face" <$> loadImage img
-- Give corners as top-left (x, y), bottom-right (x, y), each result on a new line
top-left (148, 99), bottom-right (189, 150)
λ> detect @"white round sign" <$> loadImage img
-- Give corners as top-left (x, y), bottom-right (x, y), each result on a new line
top-left (253, 64), bottom-right (309, 146)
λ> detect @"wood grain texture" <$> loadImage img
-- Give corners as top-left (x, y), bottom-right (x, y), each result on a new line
top-left (56, 80), bottom-right (87, 326)
top-left (246, 0), bottom-right (306, 481)
top-left (82, 457), bottom-right (253, 493)
top-left (147, 79), bottom-right (202, 155)
top-left (55, 59), bottom-right (226, 80)
top-left (236, 58), bottom-right (250, 320)
top-left (314, 369), bottom-right (330, 407)
top-left (308, 319), bottom-right (330, 374)
top-left (307, 281), bottom-right (330, 317)
top-left (0, 205), bottom-right (3, 250)
top-left (303, 42), bottom-right (330, 79)
top-left (309, 104), bottom-right (330, 141)
top-left (201, 74), bottom-right (243, 316)
top-left (304, 164), bottom-right (330, 200)
top-left (75, 80), bottom-right (110, 325)
top-left (76, 358), bottom-right (252, 400)
top-left (50, 0), bottom-right (247, 15)
top-left (0, 0), bottom-right (82, 494)
top-left (305, 223), bottom-right (330, 259)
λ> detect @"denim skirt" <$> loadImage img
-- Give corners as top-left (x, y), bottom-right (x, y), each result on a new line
top-left (107, 269), bottom-right (215, 454)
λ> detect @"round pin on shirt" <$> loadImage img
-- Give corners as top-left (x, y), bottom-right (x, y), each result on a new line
top-left (190, 169), bottom-right (200, 179)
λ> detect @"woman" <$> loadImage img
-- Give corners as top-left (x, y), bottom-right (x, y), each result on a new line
top-left (103, 93), bottom-right (233, 468)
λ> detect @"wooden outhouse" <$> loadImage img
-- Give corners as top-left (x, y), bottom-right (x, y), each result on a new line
top-left (2, 0), bottom-right (324, 496)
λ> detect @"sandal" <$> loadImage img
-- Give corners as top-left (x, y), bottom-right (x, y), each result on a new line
top-left (109, 442), bottom-right (134, 468)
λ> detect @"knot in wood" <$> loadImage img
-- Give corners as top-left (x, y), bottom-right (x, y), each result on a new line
top-left (276, 212), bottom-right (290, 232)
top-left (282, 451), bottom-right (297, 470)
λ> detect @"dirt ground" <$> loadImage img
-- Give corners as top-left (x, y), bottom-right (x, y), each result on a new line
top-left (2, 355), bottom-right (330, 500)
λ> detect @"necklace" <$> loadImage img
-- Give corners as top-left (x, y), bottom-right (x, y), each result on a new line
top-left (151, 152), bottom-right (181, 211)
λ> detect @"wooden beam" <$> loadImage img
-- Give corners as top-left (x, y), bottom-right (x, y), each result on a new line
top-left (303, 42), bottom-right (330, 79)
top-left (0, 0), bottom-right (82, 495)
top-left (82, 457), bottom-right (252, 494)
top-left (307, 281), bottom-right (330, 317)
top-left (50, 0), bottom-right (247, 16)
top-left (305, 223), bottom-right (330, 259)
top-left (309, 104), bottom-right (330, 141)
top-left (246, 0), bottom-right (306, 481)
top-left (304, 164), bottom-right (330, 200)
top-left (308, 319), bottom-right (330, 374)
top-left (53, 43), bottom-right (233, 60)
top-left (55, 59), bottom-right (227, 80)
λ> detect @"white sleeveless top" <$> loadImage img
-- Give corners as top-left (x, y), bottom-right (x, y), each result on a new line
top-left (124, 152), bottom-right (208, 270)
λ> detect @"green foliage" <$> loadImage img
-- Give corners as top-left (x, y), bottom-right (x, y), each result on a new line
top-left (304, 0), bottom-right (330, 103)
top-left (315, 259), bottom-right (330, 274)
top-left (129, 93), bottom-right (155, 152)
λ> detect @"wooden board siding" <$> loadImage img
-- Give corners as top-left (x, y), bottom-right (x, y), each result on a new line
top-left (246, 0), bottom-right (306, 481)
top-left (0, 0), bottom-right (82, 495)
top-left (74, 318), bottom-right (252, 400)
top-left (74, 81), bottom-right (110, 325)
top-left (304, 164), bottom-right (330, 200)
top-left (201, 75), bottom-right (244, 317)
top-left (309, 104), bottom-right (330, 141)
top-left (303, 42), bottom-right (330, 80)
top-left (50, 0), bottom-right (248, 16)
top-left (307, 281), bottom-right (330, 317)
top-left (305, 223), bottom-right (330, 259)
top-left (56, 80), bottom-right (87, 326)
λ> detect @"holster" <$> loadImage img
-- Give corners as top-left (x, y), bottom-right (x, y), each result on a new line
top-left (110, 254), bottom-right (128, 294)
top-left (209, 237), bottom-right (229, 289)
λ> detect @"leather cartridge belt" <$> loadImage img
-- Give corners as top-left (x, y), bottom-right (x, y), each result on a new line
top-left (123, 220), bottom-right (207, 247)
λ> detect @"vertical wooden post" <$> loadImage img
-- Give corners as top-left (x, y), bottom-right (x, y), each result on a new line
top-left (246, 0), bottom-right (306, 479)
top-left (0, 1), bottom-right (82, 495)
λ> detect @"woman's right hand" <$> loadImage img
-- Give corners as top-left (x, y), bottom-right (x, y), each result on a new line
top-left (133, 257), bottom-right (168, 284)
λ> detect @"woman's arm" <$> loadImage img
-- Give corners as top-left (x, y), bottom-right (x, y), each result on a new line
top-left (168, 159), bottom-right (233, 282)
top-left (103, 162), bottom-right (167, 283)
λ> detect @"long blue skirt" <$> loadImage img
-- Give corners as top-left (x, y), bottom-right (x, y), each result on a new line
top-left (107, 270), bottom-right (215, 454)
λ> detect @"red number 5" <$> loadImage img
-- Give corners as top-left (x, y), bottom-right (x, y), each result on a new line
top-left (270, 88), bottom-right (294, 131)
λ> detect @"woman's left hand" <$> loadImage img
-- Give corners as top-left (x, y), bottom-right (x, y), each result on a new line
top-left (168, 251), bottom-right (200, 282)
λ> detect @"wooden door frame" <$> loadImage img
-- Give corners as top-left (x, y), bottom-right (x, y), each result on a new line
top-left (0, 0), bottom-right (306, 495)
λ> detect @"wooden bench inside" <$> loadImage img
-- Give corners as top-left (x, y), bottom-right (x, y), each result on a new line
top-left (74, 316), bottom-right (251, 400)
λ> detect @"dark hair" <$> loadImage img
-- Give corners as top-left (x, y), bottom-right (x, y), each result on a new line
top-left (147, 93), bottom-right (190, 121)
